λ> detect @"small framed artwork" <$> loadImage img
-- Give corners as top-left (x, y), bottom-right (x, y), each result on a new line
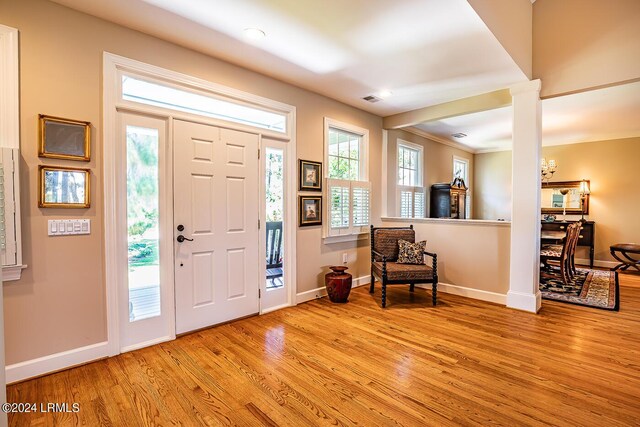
top-left (299, 195), bottom-right (322, 227)
top-left (38, 114), bottom-right (91, 161)
top-left (299, 159), bottom-right (322, 191)
top-left (38, 166), bottom-right (91, 208)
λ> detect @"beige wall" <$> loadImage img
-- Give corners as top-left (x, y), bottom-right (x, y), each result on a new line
top-left (474, 150), bottom-right (512, 221)
top-left (533, 0), bottom-right (640, 98)
top-left (473, 138), bottom-right (640, 263)
top-left (1, 0), bottom-right (382, 365)
top-left (382, 218), bottom-right (510, 296)
top-left (386, 130), bottom-right (474, 218)
top-left (468, 0), bottom-right (532, 79)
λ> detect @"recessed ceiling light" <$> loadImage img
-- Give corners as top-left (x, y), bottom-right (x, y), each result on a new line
top-left (243, 28), bottom-right (266, 41)
top-left (451, 133), bottom-right (467, 138)
top-left (378, 90), bottom-right (393, 99)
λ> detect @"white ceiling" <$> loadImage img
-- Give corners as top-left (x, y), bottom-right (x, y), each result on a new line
top-left (50, 0), bottom-right (527, 116)
top-left (413, 80), bottom-right (640, 152)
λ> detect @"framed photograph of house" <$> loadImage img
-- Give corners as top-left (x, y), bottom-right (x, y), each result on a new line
top-left (38, 114), bottom-right (91, 161)
top-left (38, 165), bottom-right (91, 208)
top-left (299, 195), bottom-right (322, 227)
top-left (299, 159), bottom-right (322, 191)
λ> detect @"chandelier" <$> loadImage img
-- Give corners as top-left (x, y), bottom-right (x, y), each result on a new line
top-left (541, 158), bottom-right (557, 182)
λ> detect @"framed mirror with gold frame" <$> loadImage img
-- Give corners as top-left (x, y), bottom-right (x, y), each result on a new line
top-left (38, 165), bottom-right (91, 208)
top-left (38, 114), bottom-right (91, 161)
top-left (541, 180), bottom-right (589, 214)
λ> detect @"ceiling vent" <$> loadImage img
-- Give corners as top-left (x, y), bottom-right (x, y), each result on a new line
top-left (362, 95), bottom-right (382, 103)
top-left (451, 132), bottom-right (467, 138)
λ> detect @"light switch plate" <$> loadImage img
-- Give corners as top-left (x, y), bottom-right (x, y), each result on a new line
top-left (48, 219), bottom-right (91, 236)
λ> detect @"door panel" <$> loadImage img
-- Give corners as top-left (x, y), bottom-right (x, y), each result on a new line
top-left (174, 120), bottom-right (259, 334)
top-left (118, 112), bottom-right (174, 352)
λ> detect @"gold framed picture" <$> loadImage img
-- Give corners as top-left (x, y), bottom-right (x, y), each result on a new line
top-left (38, 165), bottom-right (91, 208)
top-left (299, 195), bottom-right (322, 227)
top-left (299, 159), bottom-right (322, 191)
top-left (38, 114), bottom-right (91, 161)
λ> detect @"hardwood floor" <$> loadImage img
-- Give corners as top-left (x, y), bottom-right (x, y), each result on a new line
top-left (8, 273), bottom-right (640, 426)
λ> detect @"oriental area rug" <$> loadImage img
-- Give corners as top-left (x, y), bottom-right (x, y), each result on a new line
top-left (539, 268), bottom-right (619, 311)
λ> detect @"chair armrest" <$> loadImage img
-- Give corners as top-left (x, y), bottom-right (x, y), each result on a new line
top-left (424, 251), bottom-right (438, 275)
top-left (372, 249), bottom-right (387, 262)
top-left (423, 251), bottom-right (437, 259)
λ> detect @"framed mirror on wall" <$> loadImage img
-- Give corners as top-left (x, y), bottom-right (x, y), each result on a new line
top-left (38, 165), bottom-right (90, 208)
top-left (541, 180), bottom-right (590, 214)
top-left (38, 114), bottom-right (91, 161)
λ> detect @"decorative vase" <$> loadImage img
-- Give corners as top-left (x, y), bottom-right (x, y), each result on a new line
top-left (325, 266), bottom-right (352, 303)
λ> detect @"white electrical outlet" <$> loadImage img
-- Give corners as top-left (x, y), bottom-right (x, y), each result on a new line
top-left (342, 253), bottom-right (348, 263)
top-left (48, 219), bottom-right (91, 236)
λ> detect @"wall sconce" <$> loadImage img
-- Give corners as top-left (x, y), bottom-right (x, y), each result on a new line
top-left (541, 158), bottom-right (557, 182)
top-left (579, 179), bottom-right (591, 222)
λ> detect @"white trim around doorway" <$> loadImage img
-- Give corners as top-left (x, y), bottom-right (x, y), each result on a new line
top-left (103, 52), bottom-right (297, 356)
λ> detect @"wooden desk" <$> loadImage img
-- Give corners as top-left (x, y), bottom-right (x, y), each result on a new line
top-left (541, 221), bottom-right (595, 268)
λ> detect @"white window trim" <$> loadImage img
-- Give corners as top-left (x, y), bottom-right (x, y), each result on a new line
top-left (0, 25), bottom-right (25, 281)
top-left (397, 139), bottom-right (423, 187)
top-left (323, 118), bottom-right (370, 243)
top-left (395, 139), bottom-right (425, 218)
top-left (397, 185), bottom-right (426, 219)
top-left (453, 155), bottom-right (471, 218)
top-left (324, 117), bottom-right (369, 180)
top-left (104, 53), bottom-right (297, 356)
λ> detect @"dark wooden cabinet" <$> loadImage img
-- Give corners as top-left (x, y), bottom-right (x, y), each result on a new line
top-left (430, 183), bottom-right (467, 219)
top-left (541, 220), bottom-right (595, 267)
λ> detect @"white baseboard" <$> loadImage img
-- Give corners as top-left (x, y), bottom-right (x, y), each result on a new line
top-left (352, 275), bottom-right (371, 288)
top-left (296, 275), bottom-right (371, 304)
top-left (576, 258), bottom-right (617, 269)
top-left (6, 341), bottom-right (109, 384)
top-left (416, 282), bottom-right (507, 305)
top-left (120, 335), bottom-right (173, 354)
top-left (296, 286), bottom-right (327, 304)
top-left (506, 290), bottom-right (541, 313)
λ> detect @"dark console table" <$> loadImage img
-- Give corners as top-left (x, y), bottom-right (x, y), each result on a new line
top-left (541, 220), bottom-right (595, 268)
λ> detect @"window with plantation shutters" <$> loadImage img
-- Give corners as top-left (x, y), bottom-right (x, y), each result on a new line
top-left (398, 185), bottom-right (425, 218)
top-left (396, 140), bottom-right (424, 218)
top-left (324, 118), bottom-right (370, 241)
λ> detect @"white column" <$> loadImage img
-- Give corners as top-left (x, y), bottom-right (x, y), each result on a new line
top-left (507, 80), bottom-right (542, 313)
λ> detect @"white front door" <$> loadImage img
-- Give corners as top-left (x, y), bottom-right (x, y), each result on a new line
top-left (173, 120), bottom-right (260, 334)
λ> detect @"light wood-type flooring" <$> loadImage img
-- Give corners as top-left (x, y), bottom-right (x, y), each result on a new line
top-left (8, 273), bottom-right (640, 426)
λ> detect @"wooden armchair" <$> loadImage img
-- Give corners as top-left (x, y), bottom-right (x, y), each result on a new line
top-left (369, 225), bottom-right (438, 308)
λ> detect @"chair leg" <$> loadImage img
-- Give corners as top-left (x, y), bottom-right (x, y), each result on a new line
top-left (381, 282), bottom-right (387, 308)
top-left (432, 280), bottom-right (437, 306)
top-left (409, 283), bottom-right (415, 292)
top-left (369, 274), bottom-right (375, 293)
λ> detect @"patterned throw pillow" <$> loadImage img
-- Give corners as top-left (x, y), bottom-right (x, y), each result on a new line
top-left (397, 239), bottom-right (426, 264)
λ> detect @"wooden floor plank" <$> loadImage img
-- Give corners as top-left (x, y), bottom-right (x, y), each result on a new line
top-left (7, 273), bottom-right (640, 426)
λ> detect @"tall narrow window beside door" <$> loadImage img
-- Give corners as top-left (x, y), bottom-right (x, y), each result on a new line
top-left (397, 140), bottom-right (425, 218)
top-left (126, 125), bottom-right (161, 321)
top-left (325, 118), bottom-right (370, 240)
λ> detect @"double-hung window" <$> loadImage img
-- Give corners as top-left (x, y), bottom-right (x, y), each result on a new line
top-left (325, 118), bottom-right (370, 240)
top-left (397, 140), bottom-right (425, 218)
top-left (453, 156), bottom-right (471, 218)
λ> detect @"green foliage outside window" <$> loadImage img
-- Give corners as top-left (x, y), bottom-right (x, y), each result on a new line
top-left (126, 128), bottom-right (159, 267)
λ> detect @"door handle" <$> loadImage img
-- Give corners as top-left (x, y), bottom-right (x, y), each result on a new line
top-left (177, 235), bottom-right (194, 243)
